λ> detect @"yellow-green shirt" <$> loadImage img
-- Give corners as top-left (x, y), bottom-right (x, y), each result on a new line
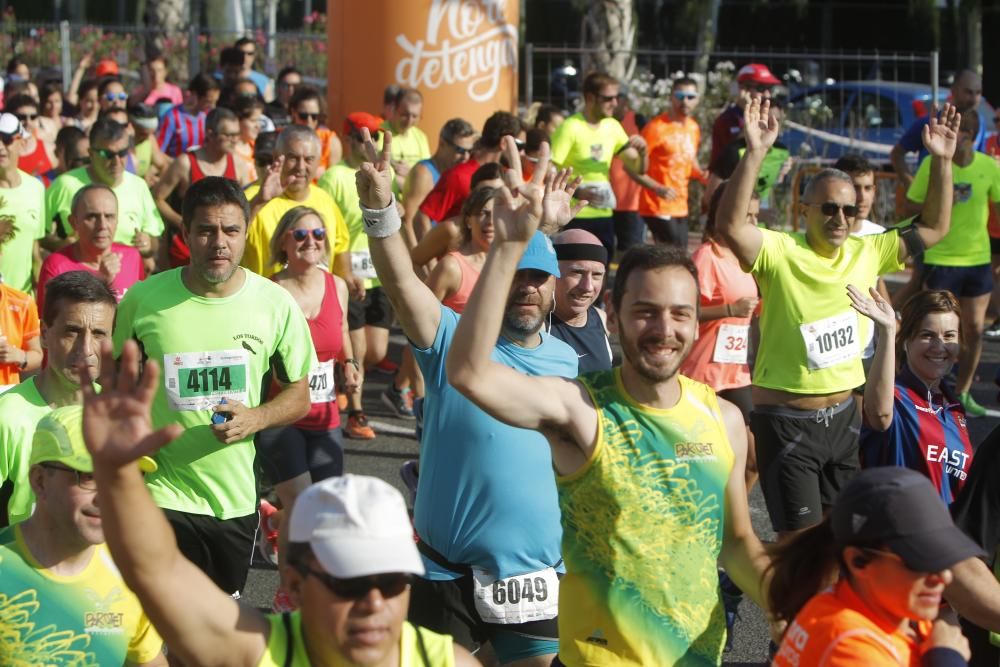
top-left (908, 152), bottom-right (1000, 267)
top-left (242, 185), bottom-right (349, 277)
top-left (0, 171), bottom-right (46, 293)
top-left (558, 370), bottom-right (735, 666)
top-left (750, 228), bottom-right (902, 394)
top-left (317, 161), bottom-right (385, 289)
top-left (256, 613), bottom-right (454, 667)
top-left (550, 113), bottom-right (629, 219)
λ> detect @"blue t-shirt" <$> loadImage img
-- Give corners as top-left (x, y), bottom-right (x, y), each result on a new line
top-left (413, 304), bottom-right (578, 580)
top-left (899, 110), bottom-right (987, 160)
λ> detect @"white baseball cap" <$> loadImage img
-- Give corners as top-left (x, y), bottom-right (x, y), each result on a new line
top-left (288, 474), bottom-right (425, 578)
top-left (0, 112), bottom-right (26, 138)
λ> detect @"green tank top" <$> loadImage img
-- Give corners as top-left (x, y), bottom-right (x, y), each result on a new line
top-left (134, 138), bottom-right (153, 178)
top-left (557, 370), bottom-right (735, 666)
top-left (256, 612), bottom-right (455, 667)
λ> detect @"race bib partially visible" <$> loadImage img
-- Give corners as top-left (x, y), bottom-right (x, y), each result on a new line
top-left (580, 181), bottom-right (617, 210)
top-left (308, 360), bottom-right (336, 405)
top-left (472, 567), bottom-right (559, 624)
top-left (800, 311), bottom-right (860, 370)
top-left (713, 323), bottom-right (750, 364)
top-left (350, 250), bottom-right (378, 280)
top-left (163, 349), bottom-right (250, 411)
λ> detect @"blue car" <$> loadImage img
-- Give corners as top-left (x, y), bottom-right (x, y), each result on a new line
top-left (783, 80), bottom-right (993, 163)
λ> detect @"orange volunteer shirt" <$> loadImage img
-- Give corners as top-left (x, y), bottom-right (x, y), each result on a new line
top-left (0, 284), bottom-right (40, 386)
top-left (774, 579), bottom-right (933, 667)
top-left (639, 112), bottom-right (706, 218)
top-left (609, 109), bottom-right (642, 212)
top-left (681, 241), bottom-right (758, 391)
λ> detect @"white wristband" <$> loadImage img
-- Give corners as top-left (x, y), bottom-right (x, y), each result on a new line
top-left (360, 196), bottom-right (402, 238)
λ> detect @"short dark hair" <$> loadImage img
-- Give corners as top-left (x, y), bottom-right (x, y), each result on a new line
top-left (383, 84), bottom-right (402, 106)
top-left (5, 57), bottom-right (26, 75)
top-left (181, 177), bottom-right (251, 231)
top-left (231, 95), bottom-right (264, 120)
top-left (78, 78), bottom-right (99, 98)
top-left (611, 245), bottom-right (699, 314)
top-left (43, 271), bottom-right (117, 326)
top-left (672, 76), bottom-right (698, 90)
top-left (525, 128), bottom-right (548, 153)
top-left (277, 66), bottom-right (301, 82)
top-left (206, 106), bottom-right (238, 134)
top-left (97, 77), bottom-right (123, 96)
top-left (534, 104), bottom-right (564, 128)
top-left (55, 125), bottom-right (86, 154)
top-left (480, 111), bottom-right (521, 150)
top-left (234, 36), bottom-right (255, 50)
top-left (470, 162), bottom-right (503, 188)
top-left (189, 72), bottom-right (221, 97)
top-left (3, 93), bottom-right (38, 114)
top-left (394, 88), bottom-right (423, 108)
top-left (219, 46), bottom-right (245, 68)
top-left (289, 86), bottom-right (323, 112)
top-left (254, 131), bottom-right (279, 166)
top-left (582, 71), bottom-right (618, 98)
top-left (39, 81), bottom-right (63, 105)
top-left (89, 118), bottom-right (128, 145)
top-left (833, 154), bottom-right (876, 177)
top-left (440, 118), bottom-right (475, 144)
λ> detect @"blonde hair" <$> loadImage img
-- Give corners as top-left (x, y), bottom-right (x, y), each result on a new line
top-left (269, 206), bottom-right (330, 267)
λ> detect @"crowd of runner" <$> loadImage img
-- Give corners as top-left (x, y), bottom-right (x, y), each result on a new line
top-left (2, 41), bottom-right (1000, 667)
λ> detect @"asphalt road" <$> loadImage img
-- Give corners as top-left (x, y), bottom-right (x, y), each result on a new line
top-left (241, 287), bottom-right (1000, 666)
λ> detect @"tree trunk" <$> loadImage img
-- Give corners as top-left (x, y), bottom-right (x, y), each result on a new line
top-left (693, 0), bottom-right (722, 77)
top-left (145, 0), bottom-right (190, 78)
top-left (962, 0), bottom-right (982, 75)
top-left (579, 0), bottom-right (636, 82)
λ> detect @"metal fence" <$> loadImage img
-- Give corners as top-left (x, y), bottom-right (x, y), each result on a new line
top-left (0, 20), bottom-right (329, 91)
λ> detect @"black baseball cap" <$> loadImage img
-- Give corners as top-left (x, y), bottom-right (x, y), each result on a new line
top-left (832, 467), bottom-right (984, 572)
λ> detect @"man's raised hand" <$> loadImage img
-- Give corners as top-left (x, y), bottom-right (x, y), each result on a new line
top-left (80, 340), bottom-right (182, 471)
top-left (923, 103), bottom-right (961, 160)
top-left (743, 95), bottom-right (780, 153)
top-left (355, 128), bottom-right (395, 210)
top-left (541, 165), bottom-right (585, 234)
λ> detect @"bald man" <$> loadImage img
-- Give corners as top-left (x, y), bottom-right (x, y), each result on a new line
top-left (548, 229), bottom-right (613, 372)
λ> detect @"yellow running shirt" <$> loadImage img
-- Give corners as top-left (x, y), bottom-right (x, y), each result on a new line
top-left (557, 370), bottom-right (734, 666)
top-left (550, 113), bottom-right (629, 219)
top-left (750, 228), bottom-right (902, 394)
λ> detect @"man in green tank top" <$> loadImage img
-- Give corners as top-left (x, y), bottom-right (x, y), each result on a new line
top-left (76, 341), bottom-right (479, 667)
top-left (441, 138), bottom-right (770, 666)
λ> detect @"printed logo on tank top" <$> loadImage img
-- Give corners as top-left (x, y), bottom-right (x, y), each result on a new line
top-left (675, 441), bottom-right (719, 462)
top-left (589, 143), bottom-right (604, 161)
top-left (233, 333), bottom-right (264, 356)
top-left (83, 587), bottom-right (127, 635)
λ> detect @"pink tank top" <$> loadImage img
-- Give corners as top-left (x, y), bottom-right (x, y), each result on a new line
top-left (441, 251), bottom-right (481, 314)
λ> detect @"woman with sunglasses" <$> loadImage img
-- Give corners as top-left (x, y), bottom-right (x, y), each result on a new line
top-left (288, 86), bottom-right (341, 177)
top-left (424, 186), bottom-right (498, 313)
top-left (255, 206), bottom-right (361, 608)
top-left (5, 94), bottom-right (57, 185)
top-left (851, 286), bottom-right (974, 505)
top-left (770, 466), bottom-right (976, 666)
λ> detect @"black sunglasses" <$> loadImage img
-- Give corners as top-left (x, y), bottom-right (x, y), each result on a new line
top-left (0, 132), bottom-right (17, 146)
top-left (297, 112), bottom-right (320, 121)
top-left (291, 228), bottom-right (326, 242)
top-left (16, 113), bottom-right (38, 122)
top-left (597, 93), bottom-right (618, 103)
top-left (444, 138), bottom-right (472, 155)
top-left (815, 202), bottom-right (859, 219)
top-left (299, 568), bottom-right (410, 600)
top-left (93, 146), bottom-right (130, 160)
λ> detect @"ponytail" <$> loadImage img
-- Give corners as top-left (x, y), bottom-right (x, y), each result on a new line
top-left (766, 517), bottom-right (842, 624)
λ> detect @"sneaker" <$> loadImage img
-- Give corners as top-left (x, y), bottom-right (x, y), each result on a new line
top-left (382, 384), bottom-right (415, 420)
top-left (959, 392), bottom-right (987, 418)
top-left (400, 459), bottom-right (419, 504)
top-left (374, 358), bottom-right (399, 374)
top-left (257, 499), bottom-right (279, 566)
top-left (985, 321), bottom-right (1000, 340)
top-left (271, 587), bottom-right (297, 613)
top-left (345, 411), bottom-right (376, 439)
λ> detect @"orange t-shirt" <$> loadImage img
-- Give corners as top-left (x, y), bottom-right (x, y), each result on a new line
top-left (680, 241), bottom-right (758, 391)
top-left (609, 110), bottom-right (642, 212)
top-left (0, 284), bottom-right (40, 386)
top-left (317, 127), bottom-right (338, 170)
top-left (639, 112), bottom-right (706, 218)
top-left (774, 579), bottom-right (933, 667)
